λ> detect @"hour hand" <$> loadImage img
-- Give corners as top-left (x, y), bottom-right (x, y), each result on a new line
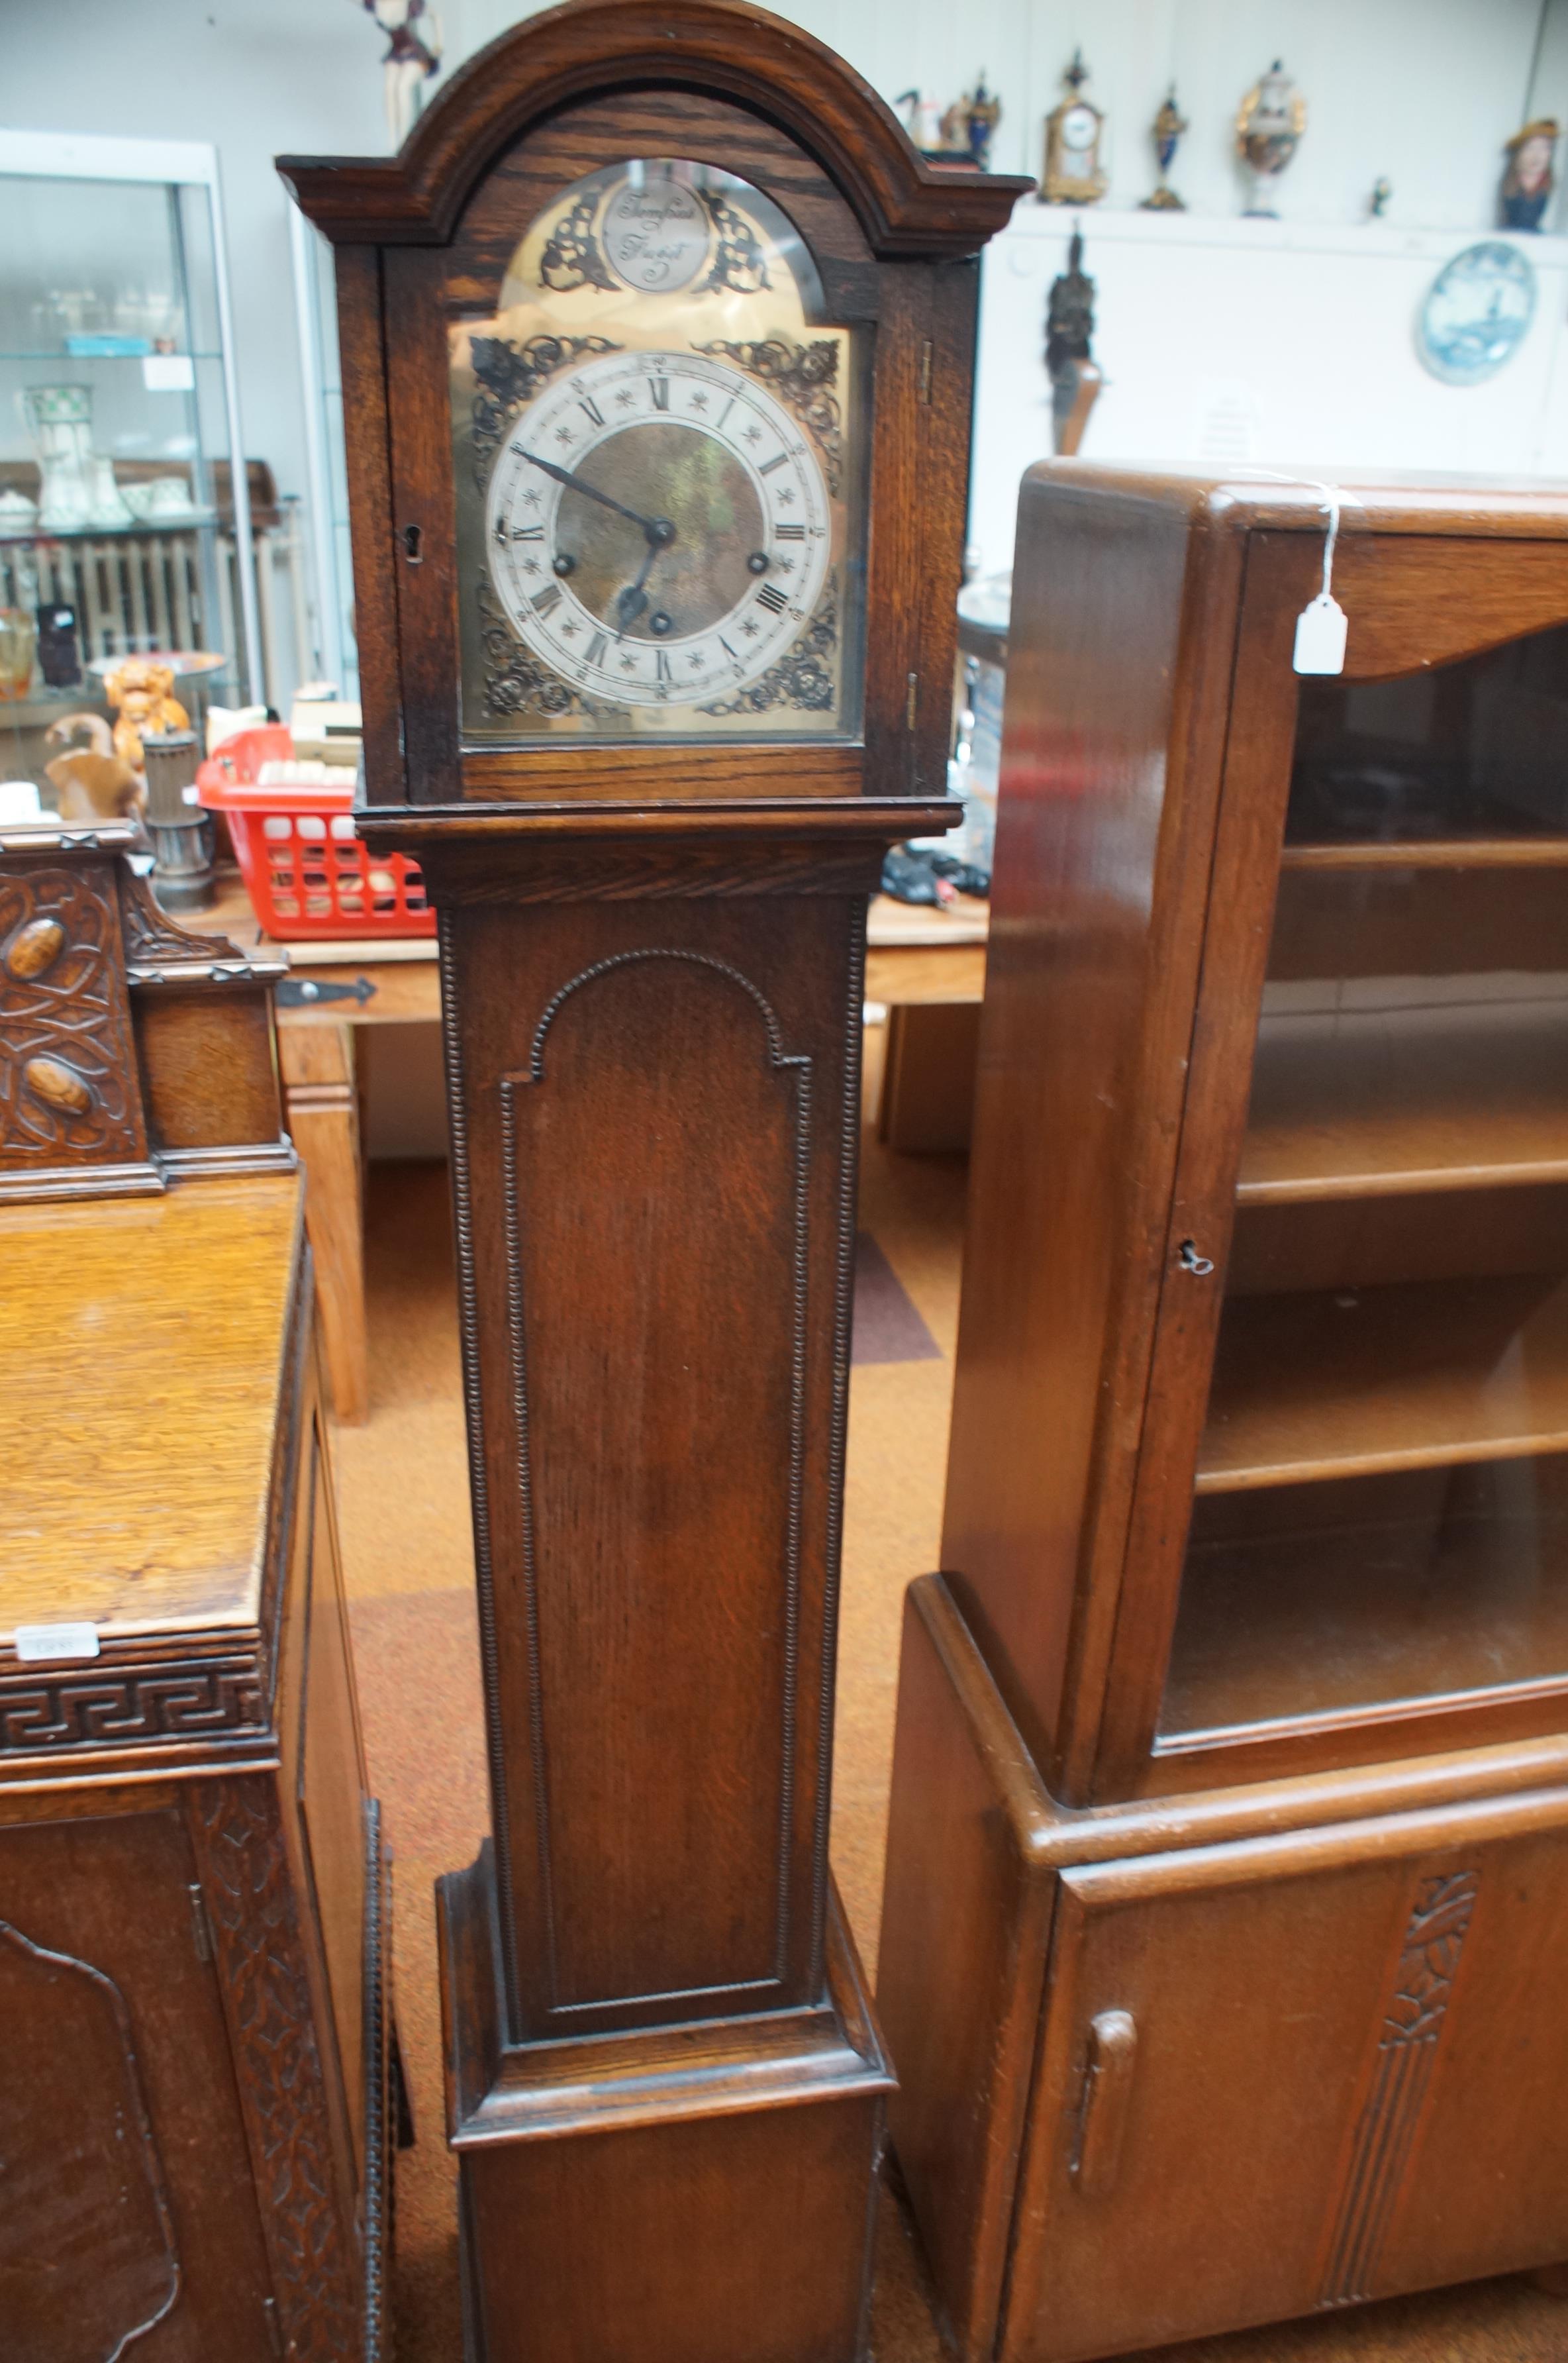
top-left (614, 544), bottom-right (659, 635)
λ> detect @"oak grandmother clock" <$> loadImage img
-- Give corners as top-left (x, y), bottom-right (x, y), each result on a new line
top-left (280, 8), bottom-right (1026, 2358)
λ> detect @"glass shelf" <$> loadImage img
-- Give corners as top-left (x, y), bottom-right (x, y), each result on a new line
top-left (0, 517), bottom-right (218, 542)
top-left (0, 350), bottom-right (225, 364)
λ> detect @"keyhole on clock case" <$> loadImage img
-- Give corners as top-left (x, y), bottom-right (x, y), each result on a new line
top-left (402, 523), bottom-right (423, 564)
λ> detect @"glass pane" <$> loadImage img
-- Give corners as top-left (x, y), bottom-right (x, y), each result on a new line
top-left (450, 158), bottom-right (866, 747)
top-left (1290, 623), bottom-right (1568, 845)
top-left (1161, 620), bottom-right (1568, 1740)
top-left (0, 170), bottom-right (237, 812)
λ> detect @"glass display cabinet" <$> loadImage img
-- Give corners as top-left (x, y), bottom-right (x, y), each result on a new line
top-left (0, 130), bottom-right (261, 805)
top-left (877, 472), bottom-right (1568, 2363)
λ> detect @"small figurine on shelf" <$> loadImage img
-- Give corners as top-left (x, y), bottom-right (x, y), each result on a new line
top-left (43, 714), bottom-right (143, 823)
top-left (103, 657), bottom-right (189, 774)
top-left (354, 0), bottom-right (443, 152)
top-left (1236, 60), bottom-right (1306, 216)
top-left (940, 74), bottom-right (1003, 172)
top-left (1045, 227), bottom-right (1102, 456)
top-left (1142, 87), bottom-right (1188, 210)
top-left (1500, 119), bottom-right (1559, 230)
top-left (895, 89), bottom-right (945, 156)
top-left (1369, 176), bottom-right (1393, 219)
top-left (1042, 52), bottom-right (1108, 206)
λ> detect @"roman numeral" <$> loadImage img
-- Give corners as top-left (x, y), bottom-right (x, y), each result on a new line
top-left (511, 525), bottom-right (544, 540)
top-left (758, 452), bottom-right (789, 476)
top-left (720, 636), bottom-right (742, 669)
top-left (775, 523), bottom-right (806, 540)
top-left (655, 648), bottom-right (672, 683)
top-left (649, 376), bottom-right (670, 411)
top-left (531, 583), bottom-right (563, 617)
top-left (756, 583), bottom-right (787, 613)
top-left (715, 396), bottom-right (736, 431)
top-left (586, 631), bottom-right (609, 668)
top-left (579, 395), bottom-right (605, 427)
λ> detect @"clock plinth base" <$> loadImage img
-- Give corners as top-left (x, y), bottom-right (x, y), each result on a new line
top-left (439, 1844), bottom-right (893, 2363)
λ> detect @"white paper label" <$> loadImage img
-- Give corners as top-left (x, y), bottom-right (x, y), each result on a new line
top-left (1293, 591), bottom-right (1348, 676)
top-left (14, 1621), bottom-right (100, 1663)
top-left (143, 353), bottom-right (195, 392)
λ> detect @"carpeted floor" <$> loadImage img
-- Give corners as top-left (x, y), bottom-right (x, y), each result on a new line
top-left (330, 1028), bottom-right (1568, 2363)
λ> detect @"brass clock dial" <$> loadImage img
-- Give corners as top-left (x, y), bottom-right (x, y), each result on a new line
top-left (486, 348), bottom-right (831, 711)
top-left (451, 158), bottom-right (862, 745)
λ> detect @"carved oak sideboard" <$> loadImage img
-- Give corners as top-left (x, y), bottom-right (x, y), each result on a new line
top-left (0, 823), bottom-right (395, 2363)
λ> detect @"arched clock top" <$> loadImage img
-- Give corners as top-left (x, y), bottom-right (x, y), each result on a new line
top-left (278, 0), bottom-right (1032, 258)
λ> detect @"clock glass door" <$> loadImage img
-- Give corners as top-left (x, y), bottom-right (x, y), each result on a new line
top-left (450, 160), bottom-right (866, 744)
top-left (1160, 620), bottom-right (1568, 1749)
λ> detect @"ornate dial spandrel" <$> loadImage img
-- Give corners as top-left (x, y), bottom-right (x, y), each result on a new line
top-left (450, 157), bottom-right (865, 746)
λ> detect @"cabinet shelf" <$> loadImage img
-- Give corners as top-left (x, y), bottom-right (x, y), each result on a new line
top-left (1197, 1272), bottom-right (1568, 1495)
top-left (1239, 999), bottom-right (1568, 1203)
top-left (1165, 1456), bottom-right (1568, 1736)
top-left (1280, 838), bottom-right (1568, 871)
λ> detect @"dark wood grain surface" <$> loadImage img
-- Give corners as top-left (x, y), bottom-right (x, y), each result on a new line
top-left (880, 472), bottom-right (1568, 2363)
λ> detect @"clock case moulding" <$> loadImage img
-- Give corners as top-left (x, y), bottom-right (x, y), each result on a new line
top-left (280, 9), bottom-right (1026, 2363)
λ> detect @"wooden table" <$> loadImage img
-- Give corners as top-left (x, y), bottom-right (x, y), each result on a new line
top-left (208, 883), bottom-right (987, 1421)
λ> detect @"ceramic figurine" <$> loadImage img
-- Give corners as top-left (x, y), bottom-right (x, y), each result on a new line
top-left (20, 385), bottom-right (132, 533)
top-left (1042, 53), bottom-right (1108, 205)
top-left (1370, 176), bottom-right (1393, 219)
top-left (1500, 119), bottom-right (1559, 231)
top-left (355, 0), bottom-right (442, 150)
top-left (43, 714), bottom-right (144, 823)
top-left (102, 658), bottom-right (189, 774)
top-left (1142, 86), bottom-right (1188, 210)
top-left (940, 75), bottom-right (1002, 172)
top-left (895, 89), bottom-right (945, 154)
top-left (1236, 60), bottom-right (1306, 216)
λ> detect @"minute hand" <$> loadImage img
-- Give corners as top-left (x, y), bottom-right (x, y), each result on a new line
top-left (519, 449), bottom-right (664, 540)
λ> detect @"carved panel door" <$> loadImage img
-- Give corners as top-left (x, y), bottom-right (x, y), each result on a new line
top-left (1002, 1787), bottom-right (1568, 2363)
top-left (0, 1807), bottom-right (275, 2363)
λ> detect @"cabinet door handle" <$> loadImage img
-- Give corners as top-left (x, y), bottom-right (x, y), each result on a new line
top-left (1071, 2009), bottom-right (1137, 2199)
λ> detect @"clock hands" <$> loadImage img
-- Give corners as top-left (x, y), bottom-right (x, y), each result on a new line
top-left (614, 541), bottom-right (661, 636)
top-left (518, 448), bottom-right (675, 546)
top-left (516, 448), bottom-right (678, 640)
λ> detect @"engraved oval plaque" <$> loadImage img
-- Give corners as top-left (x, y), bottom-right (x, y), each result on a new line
top-left (22, 1054), bottom-right (94, 1114)
top-left (602, 174), bottom-right (709, 291)
top-left (3, 916), bottom-right (66, 980)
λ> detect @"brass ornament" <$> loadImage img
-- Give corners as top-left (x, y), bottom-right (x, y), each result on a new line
top-left (1040, 52), bottom-right (1108, 207)
top-left (1236, 61), bottom-right (1306, 217)
top-left (1142, 87), bottom-right (1188, 211)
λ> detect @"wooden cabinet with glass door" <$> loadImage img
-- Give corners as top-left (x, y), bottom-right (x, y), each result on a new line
top-left (877, 470), bottom-right (1568, 2363)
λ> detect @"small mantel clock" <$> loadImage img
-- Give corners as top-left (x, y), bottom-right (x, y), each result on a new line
top-left (280, 8), bottom-right (1026, 2359)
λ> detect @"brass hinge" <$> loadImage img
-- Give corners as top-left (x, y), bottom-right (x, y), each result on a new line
top-left (918, 338), bottom-right (934, 404)
top-left (188, 1882), bottom-right (213, 1964)
top-left (264, 2297), bottom-right (285, 2359)
top-left (905, 672), bottom-right (918, 732)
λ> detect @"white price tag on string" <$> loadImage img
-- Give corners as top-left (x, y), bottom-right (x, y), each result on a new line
top-left (1293, 591), bottom-right (1348, 674)
top-left (1293, 483), bottom-right (1349, 675)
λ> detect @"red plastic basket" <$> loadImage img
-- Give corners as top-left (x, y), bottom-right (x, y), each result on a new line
top-left (196, 725), bottom-right (434, 940)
